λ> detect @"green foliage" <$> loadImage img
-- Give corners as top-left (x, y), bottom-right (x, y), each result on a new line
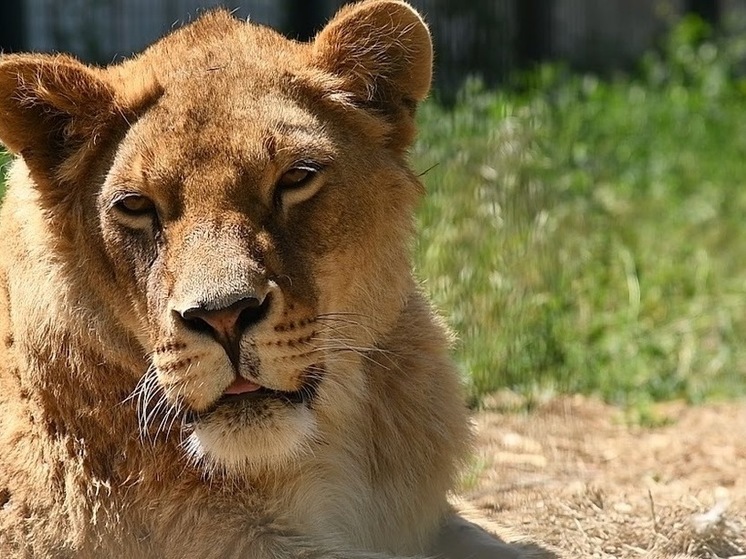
top-left (413, 20), bottom-right (746, 408)
top-left (0, 150), bottom-right (9, 197)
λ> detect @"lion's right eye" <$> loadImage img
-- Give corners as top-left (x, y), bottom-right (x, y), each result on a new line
top-left (113, 194), bottom-right (156, 218)
top-left (110, 194), bottom-right (160, 232)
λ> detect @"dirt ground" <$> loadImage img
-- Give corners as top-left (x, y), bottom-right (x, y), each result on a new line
top-left (462, 395), bottom-right (746, 558)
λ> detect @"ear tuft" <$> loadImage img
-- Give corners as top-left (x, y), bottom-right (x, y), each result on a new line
top-left (313, 0), bottom-right (433, 106)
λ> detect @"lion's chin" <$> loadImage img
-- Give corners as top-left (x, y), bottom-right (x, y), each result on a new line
top-left (182, 401), bottom-right (318, 475)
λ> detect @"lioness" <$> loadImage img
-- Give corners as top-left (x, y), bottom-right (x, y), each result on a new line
top-left (0, 2), bottom-right (541, 557)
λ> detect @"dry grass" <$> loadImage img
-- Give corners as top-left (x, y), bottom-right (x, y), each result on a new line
top-left (462, 398), bottom-right (746, 558)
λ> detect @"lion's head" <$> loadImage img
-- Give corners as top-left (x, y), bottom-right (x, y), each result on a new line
top-left (0, 1), bottom-right (433, 474)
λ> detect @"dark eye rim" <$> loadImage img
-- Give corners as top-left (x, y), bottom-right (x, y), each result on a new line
top-left (111, 193), bottom-right (158, 219)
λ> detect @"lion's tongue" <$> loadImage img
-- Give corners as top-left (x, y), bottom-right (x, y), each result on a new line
top-left (224, 377), bottom-right (262, 395)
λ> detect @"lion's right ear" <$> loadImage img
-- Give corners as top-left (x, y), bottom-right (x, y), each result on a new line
top-left (0, 54), bottom-right (158, 183)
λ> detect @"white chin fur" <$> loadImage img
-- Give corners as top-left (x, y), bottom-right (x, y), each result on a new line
top-left (183, 406), bottom-right (317, 475)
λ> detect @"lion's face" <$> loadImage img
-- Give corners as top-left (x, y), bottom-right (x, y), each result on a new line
top-left (0, 2), bottom-right (432, 473)
top-left (101, 89), bottom-right (391, 471)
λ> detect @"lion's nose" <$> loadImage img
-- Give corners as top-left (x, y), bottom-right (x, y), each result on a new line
top-left (177, 294), bottom-right (270, 367)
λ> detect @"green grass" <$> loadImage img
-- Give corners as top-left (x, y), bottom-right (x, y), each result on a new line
top-left (0, 150), bottom-right (9, 196)
top-left (413, 18), bottom-right (746, 408)
top-left (2, 18), bottom-right (746, 410)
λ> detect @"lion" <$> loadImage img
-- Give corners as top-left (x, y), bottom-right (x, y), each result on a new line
top-left (0, 2), bottom-right (547, 557)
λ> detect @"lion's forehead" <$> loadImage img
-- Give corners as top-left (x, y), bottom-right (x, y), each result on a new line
top-left (144, 89), bottom-right (324, 156)
top-left (109, 91), bottom-right (335, 211)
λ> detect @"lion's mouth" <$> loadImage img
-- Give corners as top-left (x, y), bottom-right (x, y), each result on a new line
top-left (185, 366), bottom-right (323, 422)
top-left (217, 383), bottom-right (311, 406)
top-left (224, 375), bottom-right (263, 396)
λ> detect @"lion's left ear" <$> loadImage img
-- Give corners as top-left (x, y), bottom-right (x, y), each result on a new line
top-left (312, 0), bottom-right (432, 144)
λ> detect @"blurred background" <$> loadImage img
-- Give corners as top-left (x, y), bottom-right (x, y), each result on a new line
top-left (2, 1), bottom-right (746, 419)
top-left (0, 1), bottom-right (732, 95)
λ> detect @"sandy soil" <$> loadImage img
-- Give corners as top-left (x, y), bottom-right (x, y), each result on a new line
top-left (462, 395), bottom-right (746, 558)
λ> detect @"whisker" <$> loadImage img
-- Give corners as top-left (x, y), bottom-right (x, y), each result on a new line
top-left (311, 341), bottom-right (395, 368)
top-left (314, 315), bottom-right (382, 339)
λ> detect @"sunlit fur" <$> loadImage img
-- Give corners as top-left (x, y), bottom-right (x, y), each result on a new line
top-left (0, 2), bottom-right (545, 558)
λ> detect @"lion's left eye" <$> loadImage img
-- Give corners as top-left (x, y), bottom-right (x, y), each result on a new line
top-left (277, 167), bottom-right (317, 190)
top-left (273, 164), bottom-right (324, 209)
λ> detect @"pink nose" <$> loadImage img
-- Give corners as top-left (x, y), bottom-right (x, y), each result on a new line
top-left (178, 295), bottom-right (270, 366)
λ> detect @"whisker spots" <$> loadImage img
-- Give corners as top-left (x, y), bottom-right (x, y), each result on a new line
top-left (152, 341), bottom-right (187, 354)
top-left (259, 333), bottom-right (317, 347)
top-left (273, 317), bottom-right (317, 332)
top-left (154, 354), bottom-right (203, 374)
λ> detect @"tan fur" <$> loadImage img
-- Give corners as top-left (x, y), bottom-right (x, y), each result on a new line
top-left (0, 2), bottom-right (543, 557)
